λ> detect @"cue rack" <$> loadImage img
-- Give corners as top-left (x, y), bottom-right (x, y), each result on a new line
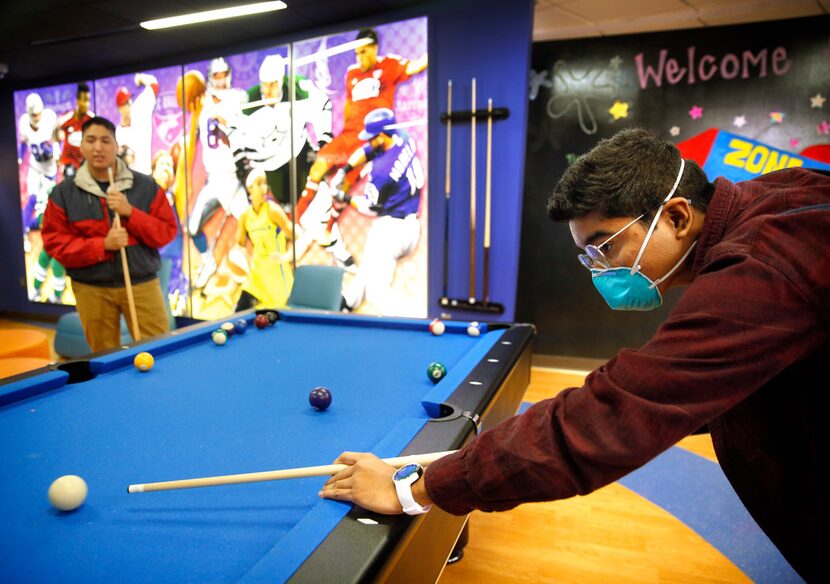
top-left (439, 78), bottom-right (509, 315)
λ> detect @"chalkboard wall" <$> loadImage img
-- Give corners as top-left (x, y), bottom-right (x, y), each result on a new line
top-left (517, 15), bottom-right (829, 359)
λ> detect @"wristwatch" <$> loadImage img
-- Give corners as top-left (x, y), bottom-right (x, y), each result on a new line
top-left (393, 463), bottom-right (431, 515)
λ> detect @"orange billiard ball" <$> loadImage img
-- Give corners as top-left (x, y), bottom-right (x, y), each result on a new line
top-left (134, 352), bottom-right (154, 372)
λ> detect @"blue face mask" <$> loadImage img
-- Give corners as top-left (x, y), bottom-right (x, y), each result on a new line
top-left (589, 159), bottom-right (697, 311)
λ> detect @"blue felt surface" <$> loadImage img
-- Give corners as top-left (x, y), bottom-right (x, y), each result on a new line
top-left (0, 314), bottom-right (495, 582)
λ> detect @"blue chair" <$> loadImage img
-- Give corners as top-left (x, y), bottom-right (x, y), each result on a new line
top-left (54, 258), bottom-right (176, 358)
top-left (286, 265), bottom-right (345, 312)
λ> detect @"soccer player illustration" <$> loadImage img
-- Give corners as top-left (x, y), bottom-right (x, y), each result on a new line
top-left (334, 109), bottom-right (425, 315)
top-left (115, 73), bottom-right (158, 175)
top-left (295, 28), bottom-right (427, 268)
top-left (57, 83), bottom-right (93, 180)
top-left (186, 57), bottom-right (250, 290)
top-left (19, 92), bottom-right (64, 300)
top-left (233, 168), bottom-right (297, 311)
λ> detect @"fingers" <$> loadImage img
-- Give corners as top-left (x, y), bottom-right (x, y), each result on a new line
top-left (324, 464), bottom-right (355, 486)
top-left (333, 451), bottom-right (375, 465)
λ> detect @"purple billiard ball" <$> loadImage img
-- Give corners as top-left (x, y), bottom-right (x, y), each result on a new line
top-left (309, 387), bottom-right (332, 411)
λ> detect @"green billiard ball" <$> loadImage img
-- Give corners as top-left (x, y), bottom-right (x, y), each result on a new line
top-left (427, 362), bottom-right (447, 383)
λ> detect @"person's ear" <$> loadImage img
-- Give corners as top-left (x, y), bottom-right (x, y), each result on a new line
top-left (665, 198), bottom-right (693, 239)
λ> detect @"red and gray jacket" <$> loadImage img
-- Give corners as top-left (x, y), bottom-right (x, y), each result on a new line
top-left (42, 158), bottom-right (178, 287)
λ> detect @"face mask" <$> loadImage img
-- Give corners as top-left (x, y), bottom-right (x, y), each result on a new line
top-left (590, 159), bottom-right (697, 311)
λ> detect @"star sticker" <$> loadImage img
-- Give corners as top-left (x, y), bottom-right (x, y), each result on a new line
top-left (669, 126), bottom-right (680, 136)
top-left (733, 115), bottom-right (747, 128)
top-left (817, 120), bottom-right (830, 135)
top-left (770, 111), bottom-right (784, 123)
top-left (609, 56), bottom-right (623, 70)
top-left (689, 105), bottom-right (703, 120)
top-left (609, 101), bottom-right (629, 120)
top-left (811, 93), bottom-right (826, 108)
top-left (790, 138), bottom-right (800, 148)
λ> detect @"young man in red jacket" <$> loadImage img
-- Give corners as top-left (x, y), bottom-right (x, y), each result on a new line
top-left (42, 117), bottom-right (178, 352)
top-left (320, 128), bottom-right (828, 582)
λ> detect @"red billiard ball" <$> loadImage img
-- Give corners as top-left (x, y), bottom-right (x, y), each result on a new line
top-left (254, 314), bottom-right (269, 329)
top-left (309, 387), bottom-right (332, 411)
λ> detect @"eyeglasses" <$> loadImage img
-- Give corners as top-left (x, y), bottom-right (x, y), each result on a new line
top-left (577, 198), bottom-right (692, 271)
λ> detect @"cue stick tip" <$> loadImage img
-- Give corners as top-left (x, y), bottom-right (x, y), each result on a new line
top-left (128, 484), bottom-right (144, 494)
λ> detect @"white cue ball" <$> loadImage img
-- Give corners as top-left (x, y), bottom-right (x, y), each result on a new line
top-left (48, 475), bottom-right (88, 512)
top-left (429, 319), bottom-right (445, 336)
top-left (467, 322), bottom-right (481, 337)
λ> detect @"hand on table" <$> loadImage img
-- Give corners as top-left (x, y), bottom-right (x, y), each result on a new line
top-left (319, 452), bottom-right (404, 515)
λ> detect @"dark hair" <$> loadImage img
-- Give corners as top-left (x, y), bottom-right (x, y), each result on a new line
top-left (547, 128), bottom-right (714, 222)
top-left (81, 116), bottom-right (116, 138)
top-left (356, 28), bottom-right (378, 45)
top-left (77, 83), bottom-right (90, 96)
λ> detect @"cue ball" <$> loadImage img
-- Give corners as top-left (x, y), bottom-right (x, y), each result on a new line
top-left (309, 387), bottom-right (332, 411)
top-left (212, 329), bottom-right (228, 345)
top-left (48, 475), bottom-right (88, 512)
top-left (254, 314), bottom-right (269, 329)
top-left (427, 362), bottom-right (448, 383)
top-left (429, 319), bottom-right (445, 336)
top-left (221, 322), bottom-right (236, 337)
top-left (134, 352), bottom-right (154, 372)
top-left (467, 322), bottom-right (481, 337)
top-left (234, 319), bottom-right (248, 335)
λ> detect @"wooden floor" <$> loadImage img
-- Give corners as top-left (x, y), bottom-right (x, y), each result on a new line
top-left (438, 368), bottom-right (748, 584)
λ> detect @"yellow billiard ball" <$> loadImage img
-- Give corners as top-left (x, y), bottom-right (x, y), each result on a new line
top-left (134, 352), bottom-right (154, 372)
top-left (48, 475), bottom-right (88, 512)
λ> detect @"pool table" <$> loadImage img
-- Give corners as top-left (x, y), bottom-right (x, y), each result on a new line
top-left (0, 310), bottom-right (533, 583)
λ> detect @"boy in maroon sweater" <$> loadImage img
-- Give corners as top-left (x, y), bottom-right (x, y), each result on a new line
top-left (320, 129), bottom-right (827, 582)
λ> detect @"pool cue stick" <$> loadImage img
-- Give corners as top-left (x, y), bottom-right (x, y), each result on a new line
top-left (128, 450), bottom-right (457, 493)
top-left (442, 79), bottom-right (452, 300)
top-left (469, 78), bottom-right (477, 303)
top-left (483, 98), bottom-right (493, 305)
top-left (108, 166), bottom-right (141, 341)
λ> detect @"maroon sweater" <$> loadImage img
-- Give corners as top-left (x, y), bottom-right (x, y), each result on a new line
top-left (425, 168), bottom-right (829, 582)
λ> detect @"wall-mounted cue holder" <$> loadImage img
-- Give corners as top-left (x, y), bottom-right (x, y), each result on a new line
top-left (438, 79), bottom-right (508, 317)
top-left (439, 108), bottom-right (511, 124)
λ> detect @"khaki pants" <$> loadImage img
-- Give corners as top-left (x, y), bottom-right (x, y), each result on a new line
top-left (73, 278), bottom-right (170, 353)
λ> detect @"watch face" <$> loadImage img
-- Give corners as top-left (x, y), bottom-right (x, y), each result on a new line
top-left (394, 463), bottom-right (421, 482)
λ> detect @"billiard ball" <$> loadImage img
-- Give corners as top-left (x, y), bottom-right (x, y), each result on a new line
top-left (212, 329), bottom-right (228, 345)
top-left (254, 314), bottom-right (269, 329)
top-left (427, 361), bottom-right (448, 383)
top-left (309, 387), bottom-right (332, 411)
top-left (48, 475), bottom-right (88, 512)
top-left (467, 321), bottom-right (481, 337)
top-left (221, 322), bottom-right (236, 337)
top-left (134, 352), bottom-right (154, 372)
top-left (266, 311), bottom-right (278, 325)
top-left (429, 318), bottom-right (445, 336)
top-left (234, 319), bottom-right (248, 335)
